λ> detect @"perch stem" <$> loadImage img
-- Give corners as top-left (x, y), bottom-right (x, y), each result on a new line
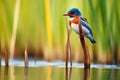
top-left (78, 18), bottom-right (90, 68)
top-left (69, 38), bottom-right (72, 67)
top-left (65, 18), bottom-right (72, 67)
top-left (65, 18), bottom-right (69, 67)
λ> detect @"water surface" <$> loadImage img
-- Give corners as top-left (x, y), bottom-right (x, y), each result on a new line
top-left (0, 60), bottom-right (120, 80)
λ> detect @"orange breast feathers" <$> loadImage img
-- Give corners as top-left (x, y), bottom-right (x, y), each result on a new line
top-left (69, 16), bottom-right (80, 27)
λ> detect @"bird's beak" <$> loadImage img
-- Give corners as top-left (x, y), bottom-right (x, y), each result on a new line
top-left (63, 13), bottom-right (69, 16)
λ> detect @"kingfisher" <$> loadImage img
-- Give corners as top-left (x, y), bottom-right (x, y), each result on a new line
top-left (63, 8), bottom-right (96, 44)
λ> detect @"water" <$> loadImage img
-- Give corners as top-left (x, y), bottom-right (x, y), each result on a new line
top-left (0, 60), bottom-right (120, 80)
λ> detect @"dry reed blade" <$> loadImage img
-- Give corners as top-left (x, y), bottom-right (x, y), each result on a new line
top-left (10, 0), bottom-right (20, 59)
top-left (78, 18), bottom-right (90, 68)
top-left (24, 49), bottom-right (28, 68)
top-left (24, 33), bottom-right (28, 68)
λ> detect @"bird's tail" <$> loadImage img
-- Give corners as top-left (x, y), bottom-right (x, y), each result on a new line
top-left (86, 34), bottom-right (96, 44)
top-left (90, 38), bottom-right (96, 44)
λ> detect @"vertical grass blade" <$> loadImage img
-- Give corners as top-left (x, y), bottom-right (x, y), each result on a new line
top-left (44, 0), bottom-right (53, 48)
top-left (10, 0), bottom-right (20, 59)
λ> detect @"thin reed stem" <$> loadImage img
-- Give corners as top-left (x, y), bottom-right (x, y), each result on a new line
top-left (24, 33), bottom-right (28, 68)
top-left (0, 52), bottom-right (1, 66)
top-left (0, 40), bottom-right (1, 66)
top-left (24, 49), bottom-right (28, 68)
top-left (4, 48), bottom-right (9, 66)
top-left (65, 18), bottom-right (72, 67)
top-left (69, 38), bottom-right (72, 67)
top-left (0, 54), bottom-right (1, 66)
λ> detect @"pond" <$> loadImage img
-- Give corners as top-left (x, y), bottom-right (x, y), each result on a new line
top-left (0, 60), bottom-right (120, 80)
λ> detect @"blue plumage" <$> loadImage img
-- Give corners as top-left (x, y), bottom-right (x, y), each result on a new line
top-left (68, 8), bottom-right (82, 17)
top-left (80, 18), bottom-right (96, 43)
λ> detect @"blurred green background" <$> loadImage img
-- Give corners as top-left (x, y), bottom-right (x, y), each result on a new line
top-left (0, 0), bottom-right (120, 64)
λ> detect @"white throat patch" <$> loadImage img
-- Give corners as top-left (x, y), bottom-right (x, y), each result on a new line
top-left (70, 17), bottom-right (75, 21)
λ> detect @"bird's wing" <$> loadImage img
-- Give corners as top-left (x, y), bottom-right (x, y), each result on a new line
top-left (81, 17), bottom-right (88, 23)
top-left (80, 18), bottom-right (93, 36)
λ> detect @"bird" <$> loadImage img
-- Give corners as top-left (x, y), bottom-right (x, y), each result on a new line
top-left (63, 8), bottom-right (96, 44)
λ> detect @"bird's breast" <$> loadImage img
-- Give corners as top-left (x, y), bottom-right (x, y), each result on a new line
top-left (71, 23), bottom-right (90, 34)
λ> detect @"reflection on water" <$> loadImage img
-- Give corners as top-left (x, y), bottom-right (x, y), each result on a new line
top-left (66, 67), bottom-right (72, 80)
top-left (3, 66), bottom-right (9, 80)
top-left (83, 68), bottom-right (90, 80)
top-left (24, 67), bottom-right (29, 80)
top-left (66, 67), bottom-right (90, 80)
top-left (0, 65), bottom-right (120, 80)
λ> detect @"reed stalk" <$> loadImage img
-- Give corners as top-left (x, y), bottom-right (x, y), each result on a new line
top-left (44, 0), bottom-right (52, 48)
top-left (65, 18), bottom-right (72, 67)
top-left (0, 39), bottom-right (1, 66)
top-left (24, 49), bottom-right (28, 68)
top-left (114, 43), bottom-right (118, 64)
top-left (44, 0), bottom-right (53, 61)
top-left (0, 53), bottom-right (1, 66)
top-left (78, 18), bottom-right (90, 68)
top-left (4, 47), bottom-right (8, 66)
top-left (0, 52), bottom-right (1, 66)
top-left (24, 34), bottom-right (28, 68)
top-left (10, 0), bottom-right (20, 59)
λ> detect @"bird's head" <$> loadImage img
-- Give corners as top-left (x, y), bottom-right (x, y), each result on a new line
top-left (63, 8), bottom-right (82, 18)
